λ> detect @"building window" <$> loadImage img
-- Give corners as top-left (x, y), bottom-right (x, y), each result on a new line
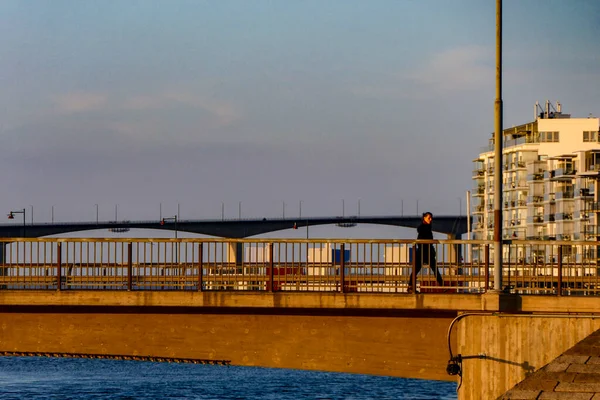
top-left (583, 131), bottom-right (598, 142)
top-left (539, 131), bottom-right (559, 143)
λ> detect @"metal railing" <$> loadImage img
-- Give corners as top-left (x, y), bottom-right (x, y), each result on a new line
top-left (0, 238), bottom-right (599, 296)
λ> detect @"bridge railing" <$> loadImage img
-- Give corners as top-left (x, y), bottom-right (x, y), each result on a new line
top-left (0, 238), bottom-right (598, 295)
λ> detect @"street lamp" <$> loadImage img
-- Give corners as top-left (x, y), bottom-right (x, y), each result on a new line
top-left (160, 216), bottom-right (178, 238)
top-left (7, 208), bottom-right (26, 237)
top-left (94, 204), bottom-right (99, 225)
top-left (29, 205), bottom-right (33, 225)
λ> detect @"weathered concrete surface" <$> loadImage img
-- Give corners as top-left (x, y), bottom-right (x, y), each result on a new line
top-left (0, 310), bottom-right (457, 381)
top-left (3, 291), bottom-right (600, 312)
top-left (0, 290), bottom-right (485, 311)
top-left (457, 314), bottom-right (600, 400)
top-left (500, 329), bottom-right (600, 399)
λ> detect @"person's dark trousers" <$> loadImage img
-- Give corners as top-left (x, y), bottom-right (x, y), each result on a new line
top-left (409, 244), bottom-right (444, 287)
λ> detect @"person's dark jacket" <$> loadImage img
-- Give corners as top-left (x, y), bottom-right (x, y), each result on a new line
top-left (417, 222), bottom-right (433, 240)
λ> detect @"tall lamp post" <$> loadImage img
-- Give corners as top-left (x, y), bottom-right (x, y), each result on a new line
top-left (7, 209), bottom-right (26, 237)
top-left (493, 0), bottom-right (504, 291)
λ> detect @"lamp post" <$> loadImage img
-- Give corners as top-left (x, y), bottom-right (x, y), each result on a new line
top-left (493, 0), bottom-right (504, 291)
top-left (51, 205), bottom-right (54, 223)
top-left (160, 216), bottom-right (178, 238)
top-left (299, 200), bottom-right (302, 219)
top-left (30, 205), bottom-right (33, 225)
top-left (7, 209), bottom-right (26, 237)
top-left (94, 204), bottom-right (99, 225)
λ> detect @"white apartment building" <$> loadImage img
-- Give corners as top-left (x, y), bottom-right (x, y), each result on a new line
top-left (472, 101), bottom-right (600, 263)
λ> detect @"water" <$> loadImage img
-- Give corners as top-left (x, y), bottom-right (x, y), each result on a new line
top-left (0, 357), bottom-right (457, 399)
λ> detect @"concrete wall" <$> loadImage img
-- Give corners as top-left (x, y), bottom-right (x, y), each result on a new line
top-left (0, 309), bottom-right (456, 382)
top-left (457, 314), bottom-right (600, 400)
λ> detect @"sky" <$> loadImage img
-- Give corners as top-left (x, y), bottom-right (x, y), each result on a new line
top-left (1, 0), bottom-right (599, 238)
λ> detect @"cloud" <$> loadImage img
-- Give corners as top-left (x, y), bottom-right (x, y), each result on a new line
top-left (52, 92), bottom-right (108, 114)
top-left (123, 91), bottom-right (241, 127)
top-left (350, 45), bottom-right (494, 100)
top-left (407, 45), bottom-right (493, 94)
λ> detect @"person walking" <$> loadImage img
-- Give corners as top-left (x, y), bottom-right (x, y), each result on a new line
top-left (409, 212), bottom-right (444, 292)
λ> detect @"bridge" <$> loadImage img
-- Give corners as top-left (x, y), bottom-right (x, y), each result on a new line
top-left (1, 236), bottom-right (599, 399)
top-left (0, 214), bottom-right (469, 238)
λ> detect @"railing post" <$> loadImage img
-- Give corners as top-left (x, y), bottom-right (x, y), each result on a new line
top-left (340, 243), bottom-right (346, 294)
top-left (197, 242), bottom-right (203, 292)
top-left (127, 242), bottom-right (133, 291)
top-left (484, 244), bottom-right (490, 292)
top-left (56, 242), bottom-right (62, 291)
top-left (411, 244), bottom-right (417, 290)
top-left (268, 243), bottom-right (274, 292)
top-left (557, 245), bottom-right (563, 296)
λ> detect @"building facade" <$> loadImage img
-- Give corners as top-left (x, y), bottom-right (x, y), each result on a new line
top-left (472, 101), bottom-right (600, 263)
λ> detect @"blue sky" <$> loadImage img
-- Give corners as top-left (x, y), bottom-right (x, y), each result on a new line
top-left (1, 0), bottom-right (599, 238)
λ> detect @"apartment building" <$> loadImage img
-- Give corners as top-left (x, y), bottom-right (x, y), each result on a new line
top-left (472, 101), bottom-right (600, 263)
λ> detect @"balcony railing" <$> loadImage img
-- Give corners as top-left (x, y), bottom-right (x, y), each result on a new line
top-left (528, 195), bottom-right (544, 204)
top-left (584, 225), bottom-right (600, 235)
top-left (556, 191), bottom-right (574, 200)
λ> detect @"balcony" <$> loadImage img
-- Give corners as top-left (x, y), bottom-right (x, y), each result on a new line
top-left (552, 168), bottom-right (576, 181)
top-left (527, 172), bottom-right (544, 182)
top-left (578, 188), bottom-right (594, 197)
top-left (528, 195), bottom-right (544, 204)
top-left (472, 169), bottom-right (485, 178)
top-left (545, 193), bottom-right (556, 204)
top-left (556, 213), bottom-right (574, 221)
top-left (556, 190), bottom-right (574, 200)
top-left (545, 214), bottom-right (556, 223)
top-left (584, 225), bottom-right (600, 235)
top-left (580, 164), bottom-right (600, 175)
top-left (527, 214), bottom-right (544, 224)
top-left (473, 186), bottom-right (485, 197)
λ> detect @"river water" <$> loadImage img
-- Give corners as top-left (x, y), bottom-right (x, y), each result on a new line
top-left (0, 357), bottom-right (457, 399)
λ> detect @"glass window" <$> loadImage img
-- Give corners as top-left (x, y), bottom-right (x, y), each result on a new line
top-left (583, 131), bottom-right (598, 142)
